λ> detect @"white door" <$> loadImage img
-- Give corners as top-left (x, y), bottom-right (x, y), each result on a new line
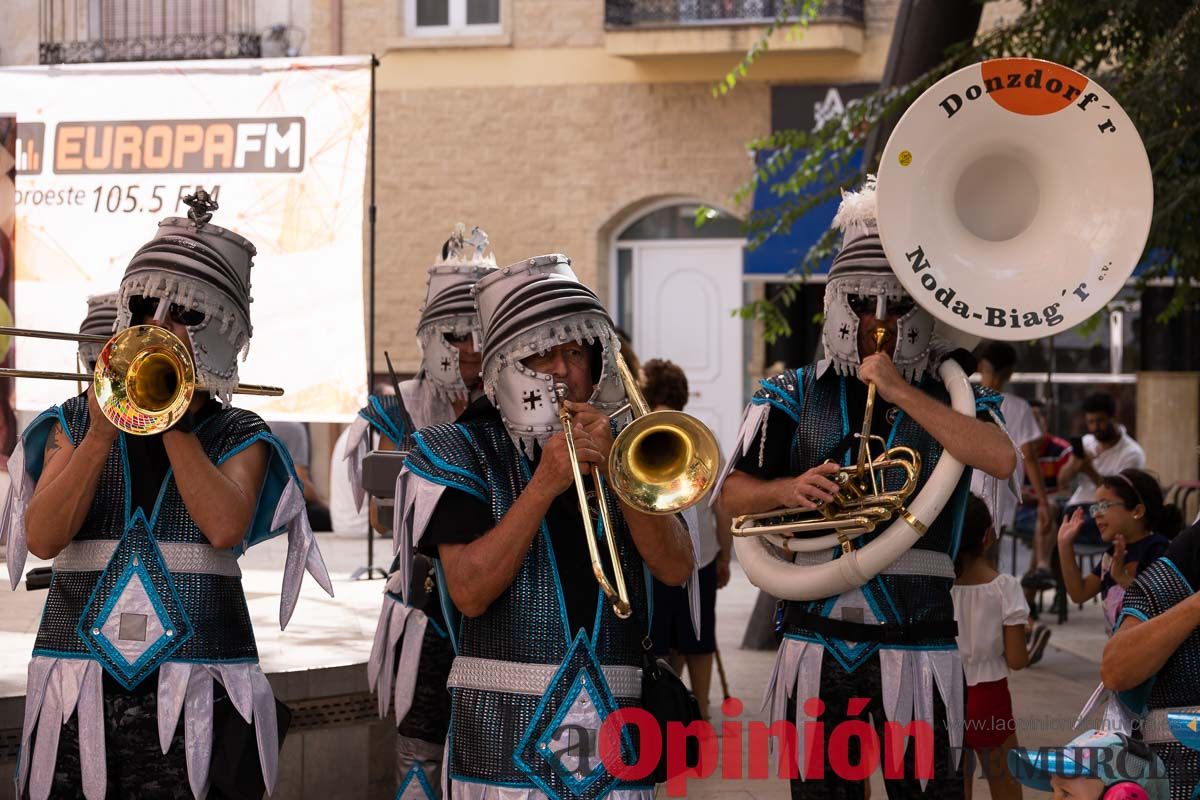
top-left (632, 241), bottom-right (744, 457)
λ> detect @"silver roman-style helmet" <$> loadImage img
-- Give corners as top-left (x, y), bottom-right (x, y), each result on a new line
top-left (416, 224), bottom-right (496, 403)
top-left (115, 191), bottom-right (256, 403)
top-left (822, 176), bottom-right (935, 383)
top-left (77, 291), bottom-right (119, 372)
top-left (474, 254), bottom-right (626, 458)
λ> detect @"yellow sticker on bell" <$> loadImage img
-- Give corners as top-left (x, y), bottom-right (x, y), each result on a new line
top-left (898, 150), bottom-right (912, 167)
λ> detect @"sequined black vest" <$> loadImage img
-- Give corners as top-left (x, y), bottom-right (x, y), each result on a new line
top-left (32, 395), bottom-right (267, 689)
top-left (759, 367), bottom-right (994, 671)
top-left (406, 415), bottom-right (649, 798)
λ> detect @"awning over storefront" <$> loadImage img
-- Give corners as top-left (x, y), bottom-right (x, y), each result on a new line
top-left (744, 82), bottom-right (875, 278)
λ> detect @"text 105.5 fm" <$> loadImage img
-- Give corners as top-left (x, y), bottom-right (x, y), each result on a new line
top-left (14, 184), bottom-right (221, 214)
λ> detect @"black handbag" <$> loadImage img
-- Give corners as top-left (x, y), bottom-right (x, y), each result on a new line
top-left (638, 637), bottom-right (702, 785)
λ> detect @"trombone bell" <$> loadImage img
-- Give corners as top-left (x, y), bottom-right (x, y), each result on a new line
top-left (608, 411), bottom-right (720, 515)
top-left (96, 326), bottom-right (196, 436)
top-left (0, 324), bottom-right (284, 436)
top-left (626, 424), bottom-right (690, 483)
top-left (128, 352), bottom-right (183, 411)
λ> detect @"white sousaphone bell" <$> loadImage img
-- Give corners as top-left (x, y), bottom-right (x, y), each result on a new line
top-left (735, 57), bottom-right (1154, 601)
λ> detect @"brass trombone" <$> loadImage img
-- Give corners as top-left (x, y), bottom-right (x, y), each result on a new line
top-left (0, 325), bottom-right (282, 435)
top-left (731, 327), bottom-right (922, 552)
top-left (555, 352), bottom-right (720, 620)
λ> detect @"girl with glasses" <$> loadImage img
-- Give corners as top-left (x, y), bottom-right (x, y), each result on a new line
top-left (1058, 469), bottom-right (1184, 633)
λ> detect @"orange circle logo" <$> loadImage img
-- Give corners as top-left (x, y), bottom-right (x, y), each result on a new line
top-left (980, 58), bottom-right (1089, 116)
top-left (898, 150), bottom-right (912, 167)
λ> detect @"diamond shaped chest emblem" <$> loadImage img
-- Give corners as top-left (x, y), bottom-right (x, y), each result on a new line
top-left (514, 631), bottom-right (638, 800)
top-left (97, 564), bottom-right (168, 665)
top-left (78, 513), bottom-right (192, 689)
top-left (535, 671), bottom-right (607, 792)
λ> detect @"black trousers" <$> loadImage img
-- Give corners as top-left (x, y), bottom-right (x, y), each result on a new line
top-left (31, 673), bottom-right (249, 800)
top-left (396, 625), bottom-right (454, 745)
top-left (788, 651), bottom-right (964, 800)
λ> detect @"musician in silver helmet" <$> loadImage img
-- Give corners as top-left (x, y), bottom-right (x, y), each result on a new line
top-left (1102, 517), bottom-right (1200, 799)
top-left (76, 291), bottom-right (119, 373)
top-left (398, 253), bottom-right (696, 800)
top-left (346, 224), bottom-right (496, 799)
top-left (716, 178), bottom-right (1016, 799)
top-left (1, 192), bottom-right (332, 799)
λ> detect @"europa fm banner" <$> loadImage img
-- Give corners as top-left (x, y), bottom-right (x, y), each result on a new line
top-left (0, 55), bottom-right (371, 420)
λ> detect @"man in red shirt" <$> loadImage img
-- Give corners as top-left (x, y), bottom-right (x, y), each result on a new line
top-left (1028, 400), bottom-right (1072, 494)
top-left (1019, 400), bottom-right (1072, 592)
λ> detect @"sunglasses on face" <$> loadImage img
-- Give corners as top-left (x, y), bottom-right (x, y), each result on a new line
top-left (1088, 500), bottom-right (1131, 517)
top-left (128, 296), bottom-right (206, 327)
top-left (847, 294), bottom-right (916, 318)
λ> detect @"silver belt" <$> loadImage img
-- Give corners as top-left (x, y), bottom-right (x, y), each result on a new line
top-left (447, 656), bottom-right (642, 700)
top-left (792, 547), bottom-right (956, 579)
top-left (54, 540), bottom-right (241, 577)
top-left (1141, 706), bottom-right (1200, 744)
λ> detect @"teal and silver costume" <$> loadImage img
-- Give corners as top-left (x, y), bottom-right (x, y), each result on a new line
top-left (2, 197), bottom-right (332, 800)
top-left (346, 225), bottom-right (496, 799)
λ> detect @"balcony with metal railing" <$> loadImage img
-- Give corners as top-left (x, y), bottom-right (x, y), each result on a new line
top-left (604, 0), bottom-right (866, 58)
top-left (605, 0), bottom-right (864, 28)
top-left (40, 0), bottom-right (260, 65)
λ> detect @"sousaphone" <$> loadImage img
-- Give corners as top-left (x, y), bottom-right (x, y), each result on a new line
top-left (735, 57), bottom-right (1153, 601)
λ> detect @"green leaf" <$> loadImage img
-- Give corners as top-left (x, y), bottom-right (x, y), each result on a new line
top-left (711, 0), bottom-right (825, 97)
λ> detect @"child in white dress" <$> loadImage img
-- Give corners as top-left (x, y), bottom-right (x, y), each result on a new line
top-left (953, 494), bottom-right (1031, 800)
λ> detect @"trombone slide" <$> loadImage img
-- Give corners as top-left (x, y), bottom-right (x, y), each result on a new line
top-left (555, 382), bottom-right (632, 620)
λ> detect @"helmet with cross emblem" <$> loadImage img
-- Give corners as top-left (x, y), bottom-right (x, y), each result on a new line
top-left (473, 254), bottom-right (627, 459)
top-left (416, 224), bottom-right (497, 403)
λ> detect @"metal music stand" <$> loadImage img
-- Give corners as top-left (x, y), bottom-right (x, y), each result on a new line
top-left (349, 449), bottom-right (407, 581)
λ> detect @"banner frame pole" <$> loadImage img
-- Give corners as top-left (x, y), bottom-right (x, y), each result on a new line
top-left (352, 54), bottom-right (387, 582)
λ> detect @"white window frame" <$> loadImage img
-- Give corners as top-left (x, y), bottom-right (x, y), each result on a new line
top-left (405, 0), bottom-right (502, 38)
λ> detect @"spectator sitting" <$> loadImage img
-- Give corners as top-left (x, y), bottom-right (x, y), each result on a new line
top-left (1058, 393), bottom-right (1145, 546)
top-left (953, 494), bottom-right (1031, 800)
top-left (267, 420), bottom-right (332, 532)
top-left (1016, 399), bottom-right (1073, 592)
top-left (641, 358), bottom-right (732, 721)
top-left (1057, 469), bottom-right (1182, 635)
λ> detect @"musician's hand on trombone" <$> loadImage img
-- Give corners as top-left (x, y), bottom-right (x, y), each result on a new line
top-left (85, 386), bottom-right (119, 445)
top-left (858, 351), bottom-right (908, 405)
top-left (562, 400), bottom-right (615, 461)
top-left (534, 430), bottom-right (605, 496)
top-left (775, 462), bottom-right (841, 511)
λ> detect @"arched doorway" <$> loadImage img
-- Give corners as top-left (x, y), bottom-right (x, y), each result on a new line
top-left (609, 201), bottom-right (745, 453)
